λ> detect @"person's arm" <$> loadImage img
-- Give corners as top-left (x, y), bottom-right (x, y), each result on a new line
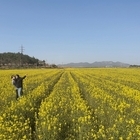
top-left (21, 75), bottom-right (26, 80)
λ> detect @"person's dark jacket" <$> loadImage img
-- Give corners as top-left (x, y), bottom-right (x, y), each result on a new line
top-left (16, 76), bottom-right (26, 88)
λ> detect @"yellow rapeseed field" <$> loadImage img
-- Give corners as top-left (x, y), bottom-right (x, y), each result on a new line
top-left (0, 68), bottom-right (140, 139)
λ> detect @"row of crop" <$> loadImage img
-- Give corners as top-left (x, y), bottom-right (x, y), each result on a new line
top-left (70, 69), bottom-right (140, 139)
top-left (0, 69), bottom-right (58, 113)
top-left (0, 69), bottom-right (64, 114)
top-left (1, 68), bottom-right (139, 139)
top-left (0, 70), bottom-right (63, 139)
top-left (71, 69), bottom-right (140, 112)
top-left (36, 71), bottom-right (99, 140)
top-left (73, 69), bottom-right (140, 120)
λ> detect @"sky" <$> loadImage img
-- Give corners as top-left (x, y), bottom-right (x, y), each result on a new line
top-left (0, 0), bottom-right (140, 65)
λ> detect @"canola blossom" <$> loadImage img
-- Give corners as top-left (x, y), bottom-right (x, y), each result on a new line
top-left (0, 68), bottom-right (140, 139)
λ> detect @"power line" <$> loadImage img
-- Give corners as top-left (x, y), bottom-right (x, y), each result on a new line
top-left (20, 45), bottom-right (24, 54)
top-left (20, 45), bottom-right (24, 66)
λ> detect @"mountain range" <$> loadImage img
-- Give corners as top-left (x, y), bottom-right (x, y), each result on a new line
top-left (58, 61), bottom-right (130, 68)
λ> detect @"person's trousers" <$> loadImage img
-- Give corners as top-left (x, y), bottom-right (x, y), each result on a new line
top-left (16, 88), bottom-right (23, 99)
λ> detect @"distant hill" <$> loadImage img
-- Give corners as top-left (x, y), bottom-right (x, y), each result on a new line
top-left (0, 52), bottom-right (59, 69)
top-left (0, 52), bottom-right (44, 68)
top-left (58, 61), bottom-right (130, 68)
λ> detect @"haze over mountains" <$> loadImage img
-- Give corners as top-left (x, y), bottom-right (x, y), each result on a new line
top-left (58, 61), bottom-right (130, 68)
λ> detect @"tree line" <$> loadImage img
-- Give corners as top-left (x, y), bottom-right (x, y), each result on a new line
top-left (129, 65), bottom-right (140, 68)
top-left (0, 52), bottom-right (58, 68)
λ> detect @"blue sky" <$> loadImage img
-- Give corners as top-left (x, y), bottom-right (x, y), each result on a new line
top-left (0, 0), bottom-right (140, 65)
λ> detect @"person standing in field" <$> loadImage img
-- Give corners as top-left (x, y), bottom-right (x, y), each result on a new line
top-left (11, 74), bottom-right (26, 100)
top-left (11, 75), bottom-right (18, 99)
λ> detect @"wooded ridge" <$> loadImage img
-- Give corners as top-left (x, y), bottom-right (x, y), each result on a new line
top-left (0, 52), bottom-right (44, 67)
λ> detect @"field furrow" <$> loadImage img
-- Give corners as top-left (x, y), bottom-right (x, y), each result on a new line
top-left (0, 68), bottom-right (140, 139)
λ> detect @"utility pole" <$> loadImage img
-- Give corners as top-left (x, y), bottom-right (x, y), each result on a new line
top-left (21, 45), bottom-right (24, 54)
top-left (20, 45), bottom-right (24, 67)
